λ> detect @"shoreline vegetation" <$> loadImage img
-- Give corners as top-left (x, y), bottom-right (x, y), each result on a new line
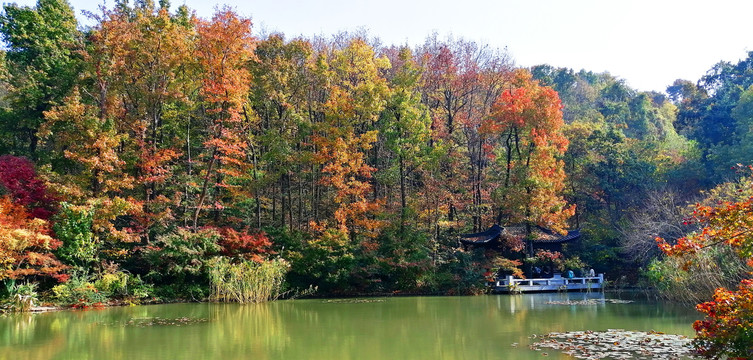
top-left (5, 284), bottom-right (661, 315)
top-left (13, 288), bottom-right (644, 314)
top-left (2, 1), bottom-right (753, 357)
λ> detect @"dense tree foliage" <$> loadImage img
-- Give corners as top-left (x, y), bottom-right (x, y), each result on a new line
top-left (0, 1), bottom-right (684, 293)
top-left (669, 53), bottom-right (753, 182)
top-left (0, 1), bottom-right (537, 299)
top-left (0, 155), bottom-right (66, 282)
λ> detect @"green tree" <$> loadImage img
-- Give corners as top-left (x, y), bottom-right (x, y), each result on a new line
top-left (713, 85), bottom-right (753, 172)
top-left (249, 34), bottom-right (313, 230)
top-left (378, 46), bottom-right (432, 238)
top-left (53, 202), bottom-right (97, 268)
top-left (0, 0), bottom-right (81, 157)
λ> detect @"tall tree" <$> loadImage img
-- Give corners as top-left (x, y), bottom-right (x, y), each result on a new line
top-left (102, 3), bottom-right (193, 239)
top-left (0, 0), bottom-right (80, 157)
top-left (191, 8), bottom-right (255, 230)
top-left (249, 34), bottom-right (313, 230)
top-left (311, 38), bottom-right (389, 241)
top-left (378, 47), bottom-right (432, 237)
top-left (481, 69), bottom-right (574, 248)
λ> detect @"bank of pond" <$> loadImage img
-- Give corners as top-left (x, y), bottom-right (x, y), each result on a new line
top-left (2, 292), bottom-right (698, 359)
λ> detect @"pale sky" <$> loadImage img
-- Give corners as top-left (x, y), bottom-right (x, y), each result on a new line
top-left (7, 0), bottom-right (753, 93)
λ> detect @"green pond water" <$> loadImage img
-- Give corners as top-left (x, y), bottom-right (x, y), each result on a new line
top-left (1, 292), bottom-right (697, 360)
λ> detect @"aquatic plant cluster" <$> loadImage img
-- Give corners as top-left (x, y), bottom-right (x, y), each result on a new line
top-left (208, 257), bottom-right (289, 303)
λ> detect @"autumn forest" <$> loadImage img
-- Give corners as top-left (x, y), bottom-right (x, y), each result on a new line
top-left (3, 1), bottom-right (753, 357)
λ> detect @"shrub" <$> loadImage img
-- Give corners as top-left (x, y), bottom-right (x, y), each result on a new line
top-left (370, 226), bottom-right (433, 293)
top-left (491, 256), bottom-right (524, 278)
top-left (94, 272), bottom-right (129, 296)
top-left (563, 256), bottom-right (588, 276)
top-left (53, 202), bottom-right (97, 268)
top-left (94, 271), bottom-right (153, 303)
top-left (52, 272), bottom-right (107, 308)
top-left (656, 167), bottom-right (753, 359)
top-left (216, 227), bottom-right (273, 261)
top-left (437, 248), bottom-right (487, 295)
top-left (128, 276), bottom-right (154, 300)
top-left (644, 246), bottom-right (748, 304)
top-left (270, 227), bottom-right (356, 294)
top-left (0, 155), bottom-right (57, 220)
top-left (142, 228), bottom-right (221, 299)
top-left (693, 279), bottom-right (753, 358)
top-left (0, 196), bottom-right (68, 282)
top-left (525, 249), bottom-right (565, 272)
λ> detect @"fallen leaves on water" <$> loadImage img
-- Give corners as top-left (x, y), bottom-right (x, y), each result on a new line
top-left (116, 317), bottom-right (210, 327)
top-left (323, 299), bottom-right (386, 304)
top-left (544, 299), bottom-right (634, 306)
top-left (529, 329), bottom-right (697, 359)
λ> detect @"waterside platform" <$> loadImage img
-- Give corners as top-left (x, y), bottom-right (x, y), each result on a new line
top-left (494, 274), bottom-right (604, 293)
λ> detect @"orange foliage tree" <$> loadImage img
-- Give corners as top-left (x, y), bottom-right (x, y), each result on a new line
top-left (481, 69), bottom-right (574, 250)
top-left (104, 4), bottom-right (191, 239)
top-left (0, 196), bottom-right (67, 282)
top-left (311, 39), bottom-right (389, 245)
top-left (42, 89), bottom-right (132, 199)
top-left (191, 7), bottom-right (256, 230)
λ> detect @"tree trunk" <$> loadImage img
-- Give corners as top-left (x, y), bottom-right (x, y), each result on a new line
top-left (192, 148), bottom-right (218, 231)
top-left (287, 172), bottom-right (293, 228)
top-left (399, 155), bottom-right (406, 241)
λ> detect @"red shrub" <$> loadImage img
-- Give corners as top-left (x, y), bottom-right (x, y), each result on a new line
top-left (216, 227), bottom-right (274, 262)
top-left (0, 155), bottom-right (57, 219)
top-left (692, 279), bottom-right (753, 358)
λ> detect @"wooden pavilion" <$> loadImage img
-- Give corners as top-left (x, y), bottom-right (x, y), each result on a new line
top-left (459, 224), bottom-right (581, 254)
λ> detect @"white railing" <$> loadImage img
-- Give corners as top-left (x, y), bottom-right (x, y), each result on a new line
top-left (497, 274), bottom-right (604, 288)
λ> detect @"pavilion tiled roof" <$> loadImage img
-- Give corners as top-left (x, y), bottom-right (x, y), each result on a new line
top-left (502, 226), bottom-right (581, 243)
top-left (458, 224), bottom-right (580, 245)
top-left (458, 224), bottom-right (502, 244)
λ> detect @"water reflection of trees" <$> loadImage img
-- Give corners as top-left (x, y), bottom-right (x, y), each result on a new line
top-left (0, 304), bottom-right (292, 360)
top-left (0, 313), bottom-right (65, 360)
top-left (0, 297), bottom-right (696, 360)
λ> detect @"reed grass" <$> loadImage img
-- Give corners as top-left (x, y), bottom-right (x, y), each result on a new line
top-left (2, 282), bottom-right (38, 312)
top-left (646, 245), bottom-right (750, 304)
top-left (208, 257), bottom-right (289, 303)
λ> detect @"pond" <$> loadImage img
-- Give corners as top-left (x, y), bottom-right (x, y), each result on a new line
top-left (2, 292), bottom-right (697, 360)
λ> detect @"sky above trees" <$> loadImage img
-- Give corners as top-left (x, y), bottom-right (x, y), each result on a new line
top-left (9, 0), bottom-right (752, 93)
